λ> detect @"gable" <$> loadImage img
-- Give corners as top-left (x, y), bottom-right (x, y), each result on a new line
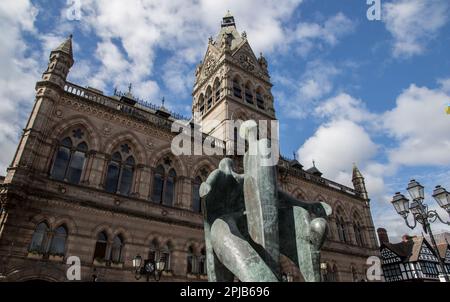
top-left (445, 248), bottom-right (450, 263)
top-left (380, 247), bottom-right (401, 264)
top-left (196, 45), bottom-right (221, 84)
top-left (229, 42), bottom-right (270, 83)
top-left (418, 242), bottom-right (439, 262)
top-left (232, 42), bottom-right (263, 75)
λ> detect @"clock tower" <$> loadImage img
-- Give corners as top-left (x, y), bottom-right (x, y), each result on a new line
top-left (192, 12), bottom-right (277, 154)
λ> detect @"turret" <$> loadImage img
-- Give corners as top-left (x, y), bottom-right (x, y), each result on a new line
top-left (352, 163), bottom-right (369, 200)
top-left (40, 34), bottom-right (74, 90)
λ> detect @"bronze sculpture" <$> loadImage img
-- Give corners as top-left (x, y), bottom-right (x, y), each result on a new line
top-left (200, 121), bottom-right (332, 282)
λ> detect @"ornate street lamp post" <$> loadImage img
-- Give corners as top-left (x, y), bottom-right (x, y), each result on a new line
top-left (132, 254), bottom-right (166, 282)
top-left (391, 180), bottom-right (450, 282)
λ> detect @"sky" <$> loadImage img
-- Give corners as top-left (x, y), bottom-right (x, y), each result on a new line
top-left (0, 0), bottom-right (449, 241)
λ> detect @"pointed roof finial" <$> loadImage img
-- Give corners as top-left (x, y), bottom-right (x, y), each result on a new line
top-left (225, 10), bottom-right (232, 18)
top-left (306, 160), bottom-right (322, 177)
top-left (128, 83), bottom-right (133, 94)
top-left (162, 97), bottom-right (165, 108)
top-left (53, 34), bottom-right (73, 58)
top-left (352, 163), bottom-right (364, 180)
top-left (293, 151), bottom-right (296, 160)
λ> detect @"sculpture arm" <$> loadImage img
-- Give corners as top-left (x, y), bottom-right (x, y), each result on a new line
top-left (278, 190), bottom-right (332, 218)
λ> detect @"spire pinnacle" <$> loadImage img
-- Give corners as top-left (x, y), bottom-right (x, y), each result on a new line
top-left (352, 163), bottom-right (364, 180)
top-left (53, 34), bottom-right (73, 58)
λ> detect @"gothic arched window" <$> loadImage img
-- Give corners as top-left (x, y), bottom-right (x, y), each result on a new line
top-left (198, 94), bottom-right (205, 114)
top-left (322, 263), bottom-right (338, 282)
top-left (161, 244), bottom-right (171, 271)
top-left (49, 225), bottom-right (68, 256)
top-left (206, 86), bottom-right (213, 110)
top-left (199, 248), bottom-right (207, 275)
top-left (51, 131), bottom-right (88, 185)
top-left (110, 235), bottom-right (124, 263)
top-left (105, 144), bottom-right (135, 196)
top-left (233, 77), bottom-right (242, 99)
top-left (351, 267), bottom-right (358, 282)
top-left (336, 213), bottom-right (348, 243)
top-left (192, 176), bottom-right (203, 213)
top-left (187, 246), bottom-right (196, 274)
top-left (354, 221), bottom-right (364, 247)
top-left (151, 164), bottom-right (177, 207)
top-left (29, 222), bottom-right (50, 254)
top-left (152, 165), bottom-right (165, 203)
top-left (93, 231), bottom-right (108, 261)
top-left (164, 169), bottom-right (176, 206)
top-left (245, 82), bottom-right (254, 104)
top-left (148, 240), bottom-right (158, 262)
top-left (256, 87), bottom-right (265, 110)
top-left (214, 79), bottom-right (221, 102)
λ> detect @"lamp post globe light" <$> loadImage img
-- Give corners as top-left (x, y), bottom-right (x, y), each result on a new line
top-left (132, 254), bottom-right (166, 282)
top-left (391, 179), bottom-right (450, 282)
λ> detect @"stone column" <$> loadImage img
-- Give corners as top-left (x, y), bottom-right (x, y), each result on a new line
top-left (176, 176), bottom-right (191, 210)
top-left (88, 153), bottom-right (109, 190)
top-left (346, 221), bottom-right (356, 245)
top-left (81, 150), bottom-right (97, 186)
top-left (136, 165), bottom-right (152, 200)
top-left (35, 138), bottom-right (58, 175)
top-left (171, 244), bottom-right (187, 278)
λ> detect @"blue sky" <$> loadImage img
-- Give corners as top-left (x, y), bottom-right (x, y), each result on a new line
top-left (1, 0), bottom-right (450, 240)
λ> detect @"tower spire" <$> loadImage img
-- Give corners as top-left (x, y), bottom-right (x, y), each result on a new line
top-left (40, 34), bottom-right (74, 89)
top-left (53, 34), bottom-right (73, 58)
top-left (352, 163), bottom-right (368, 200)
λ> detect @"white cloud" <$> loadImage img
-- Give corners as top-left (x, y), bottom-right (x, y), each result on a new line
top-left (298, 61), bottom-right (340, 102)
top-left (280, 60), bottom-right (340, 119)
top-left (382, 84), bottom-right (450, 166)
top-left (314, 93), bottom-right (376, 123)
top-left (297, 81), bottom-right (450, 241)
top-left (74, 0), bottom-right (304, 100)
top-left (383, 0), bottom-right (449, 58)
top-left (292, 12), bottom-right (355, 56)
top-left (298, 120), bottom-right (378, 182)
top-left (0, 0), bottom-right (40, 174)
top-left (438, 78), bottom-right (450, 94)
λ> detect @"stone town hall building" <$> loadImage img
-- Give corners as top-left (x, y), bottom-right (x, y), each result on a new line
top-left (0, 14), bottom-right (379, 282)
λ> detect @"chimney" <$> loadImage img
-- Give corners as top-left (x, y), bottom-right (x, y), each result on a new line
top-left (377, 228), bottom-right (389, 244)
top-left (402, 234), bottom-right (415, 242)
